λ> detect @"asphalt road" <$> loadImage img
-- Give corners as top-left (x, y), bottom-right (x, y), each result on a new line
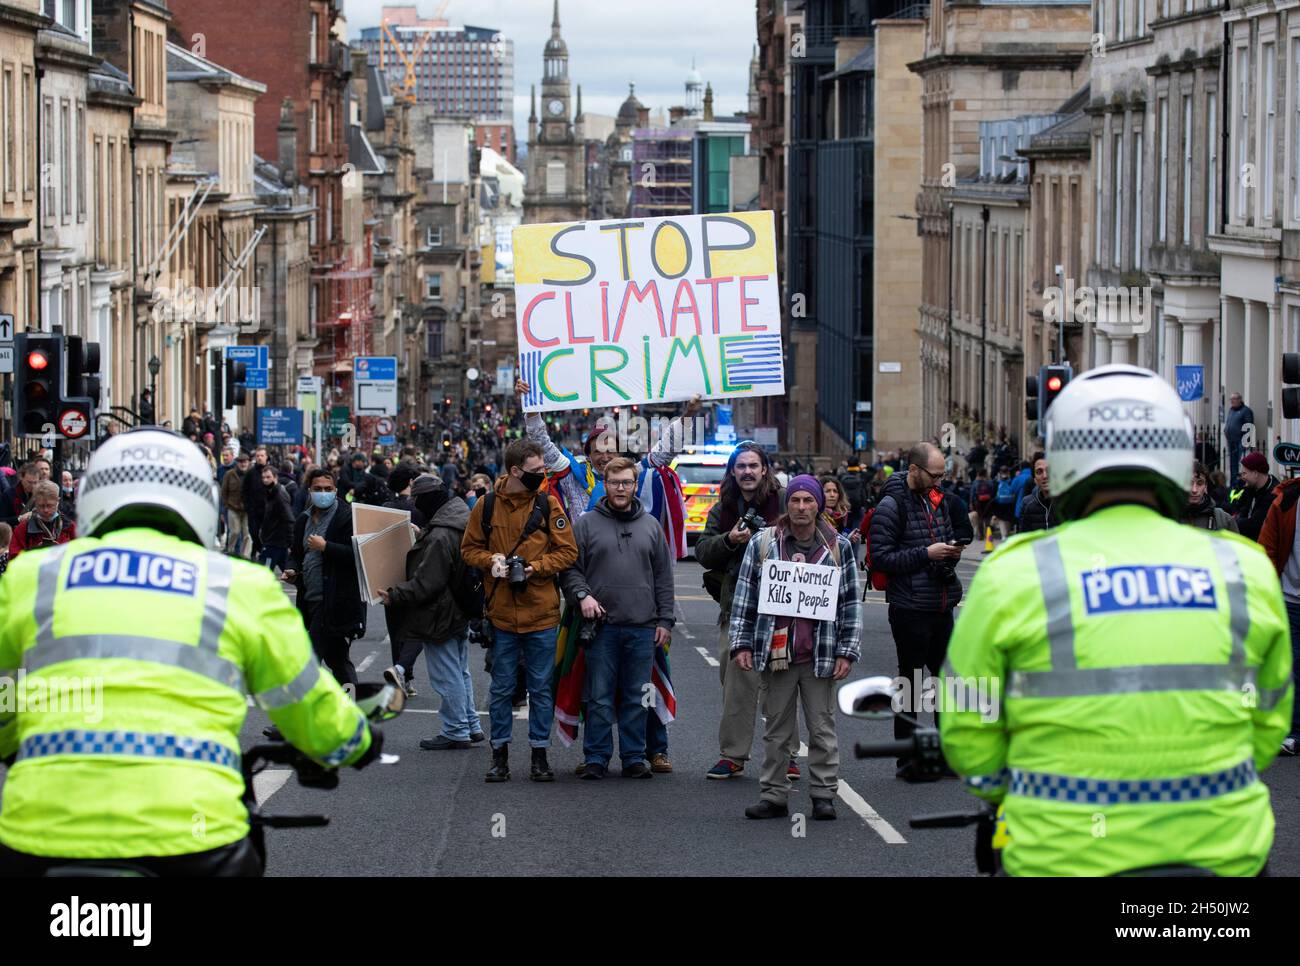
top-left (242, 545), bottom-right (1300, 877)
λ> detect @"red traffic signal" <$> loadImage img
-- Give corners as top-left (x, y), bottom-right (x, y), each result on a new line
top-left (27, 350), bottom-right (49, 370)
top-left (1046, 375), bottom-right (1063, 392)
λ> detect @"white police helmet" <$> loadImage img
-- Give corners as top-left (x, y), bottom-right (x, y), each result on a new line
top-left (77, 428), bottom-right (220, 546)
top-left (1043, 364), bottom-right (1194, 521)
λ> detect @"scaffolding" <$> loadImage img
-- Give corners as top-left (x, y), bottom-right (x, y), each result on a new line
top-left (630, 129), bottom-right (693, 218)
top-left (315, 241), bottom-right (378, 409)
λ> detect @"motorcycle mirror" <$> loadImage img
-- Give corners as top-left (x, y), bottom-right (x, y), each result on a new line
top-left (837, 676), bottom-right (897, 719)
top-left (354, 682), bottom-right (406, 722)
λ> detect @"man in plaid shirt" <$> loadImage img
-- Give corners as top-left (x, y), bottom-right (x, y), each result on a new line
top-left (730, 475), bottom-right (862, 821)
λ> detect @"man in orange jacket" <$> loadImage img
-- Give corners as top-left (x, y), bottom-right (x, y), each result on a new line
top-left (461, 439), bottom-right (578, 783)
top-left (1260, 473), bottom-right (1300, 754)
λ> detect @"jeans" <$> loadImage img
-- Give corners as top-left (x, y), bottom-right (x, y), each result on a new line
top-left (583, 624), bottom-right (655, 768)
top-left (488, 626), bottom-right (557, 749)
top-left (1286, 601), bottom-right (1300, 740)
top-left (225, 509), bottom-right (251, 557)
top-left (422, 633), bottom-right (478, 742)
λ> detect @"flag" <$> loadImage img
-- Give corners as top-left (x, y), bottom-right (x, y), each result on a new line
top-left (651, 642), bottom-right (676, 725)
top-left (551, 604), bottom-right (586, 747)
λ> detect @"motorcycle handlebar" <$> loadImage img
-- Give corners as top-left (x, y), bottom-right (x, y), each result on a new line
top-left (909, 811), bottom-right (989, 829)
top-left (854, 739), bottom-right (915, 759)
top-left (256, 814), bottom-right (330, 829)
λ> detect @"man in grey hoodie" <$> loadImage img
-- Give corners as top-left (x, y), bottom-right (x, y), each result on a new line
top-left (560, 457), bottom-right (675, 779)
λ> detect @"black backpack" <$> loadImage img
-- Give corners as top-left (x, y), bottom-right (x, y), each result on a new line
top-left (839, 470), bottom-right (866, 510)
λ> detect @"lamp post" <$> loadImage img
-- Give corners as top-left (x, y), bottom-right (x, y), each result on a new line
top-left (147, 356), bottom-right (160, 424)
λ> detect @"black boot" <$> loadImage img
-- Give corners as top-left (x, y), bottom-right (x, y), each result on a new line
top-left (530, 747), bottom-right (555, 782)
top-left (485, 744), bottom-right (510, 783)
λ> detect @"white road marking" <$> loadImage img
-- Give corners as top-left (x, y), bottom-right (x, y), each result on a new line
top-left (837, 779), bottom-right (908, 844)
top-left (673, 604), bottom-right (696, 640)
top-left (357, 650), bottom-right (378, 673)
top-left (404, 708), bottom-right (489, 716)
top-left (253, 768), bottom-right (292, 804)
top-left (696, 646), bottom-right (719, 667)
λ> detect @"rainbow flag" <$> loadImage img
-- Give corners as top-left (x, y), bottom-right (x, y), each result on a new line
top-left (552, 604), bottom-right (586, 747)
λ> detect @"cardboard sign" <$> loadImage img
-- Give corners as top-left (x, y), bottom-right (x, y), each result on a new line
top-left (757, 558), bottom-right (841, 621)
top-left (513, 211), bottom-right (783, 413)
top-left (353, 503), bottom-right (413, 537)
top-left (353, 520), bottom-right (415, 606)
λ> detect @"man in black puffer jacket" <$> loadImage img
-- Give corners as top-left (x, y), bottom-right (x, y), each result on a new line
top-left (1018, 455), bottom-right (1058, 533)
top-left (868, 442), bottom-right (964, 781)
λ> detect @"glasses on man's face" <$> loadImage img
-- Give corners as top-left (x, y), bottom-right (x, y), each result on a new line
top-left (606, 479), bottom-right (636, 490)
top-left (915, 465), bottom-right (943, 482)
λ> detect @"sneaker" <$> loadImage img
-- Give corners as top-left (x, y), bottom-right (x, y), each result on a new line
top-left (744, 800), bottom-right (788, 819)
top-left (706, 758), bottom-right (744, 780)
top-left (580, 762), bottom-right (606, 780)
top-left (383, 666), bottom-right (403, 691)
top-left (575, 761), bottom-right (587, 776)
top-left (811, 798), bottom-right (837, 821)
top-left (470, 730), bottom-right (486, 743)
top-left (1282, 737), bottom-right (1299, 756)
top-left (420, 735), bottom-right (471, 750)
top-left (650, 753), bottom-right (673, 774)
top-left (787, 759), bottom-right (801, 781)
top-left (404, 679), bottom-right (418, 698)
top-left (622, 761), bottom-right (653, 779)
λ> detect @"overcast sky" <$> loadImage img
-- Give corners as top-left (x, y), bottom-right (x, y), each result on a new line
top-left (342, 0), bottom-right (757, 137)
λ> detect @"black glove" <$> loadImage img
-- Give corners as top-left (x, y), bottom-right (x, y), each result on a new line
top-left (350, 725), bottom-right (384, 770)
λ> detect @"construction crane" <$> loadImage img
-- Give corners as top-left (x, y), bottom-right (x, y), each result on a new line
top-left (379, 1), bottom-right (450, 104)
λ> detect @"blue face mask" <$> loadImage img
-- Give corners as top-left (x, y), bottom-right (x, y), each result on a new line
top-left (311, 491), bottom-right (337, 510)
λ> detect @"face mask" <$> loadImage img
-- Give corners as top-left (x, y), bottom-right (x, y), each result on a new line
top-left (311, 491), bottom-right (337, 510)
top-left (475, 486), bottom-right (487, 497)
top-left (38, 509), bottom-right (58, 524)
top-left (62, 485), bottom-right (74, 496)
top-left (519, 470), bottom-right (545, 492)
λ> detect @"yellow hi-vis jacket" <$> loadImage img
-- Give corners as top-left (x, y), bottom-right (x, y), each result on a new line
top-left (941, 504), bottom-right (1292, 877)
top-left (0, 528), bottom-right (372, 859)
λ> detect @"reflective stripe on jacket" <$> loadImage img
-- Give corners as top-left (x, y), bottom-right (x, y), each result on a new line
top-left (0, 528), bottom-right (370, 860)
top-left (941, 505), bottom-right (1292, 877)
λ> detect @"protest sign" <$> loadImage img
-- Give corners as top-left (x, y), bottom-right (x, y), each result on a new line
top-left (757, 558), bottom-right (841, 621)
top-left (353, 521), bottom-right (414, 606)
top-left (513, 210), bottom-right (783, 413)
top-left (353, 503), bottom-right (412, 537)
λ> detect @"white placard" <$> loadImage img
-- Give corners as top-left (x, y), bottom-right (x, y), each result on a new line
top-left (757, 558), bottom-right (841, 621)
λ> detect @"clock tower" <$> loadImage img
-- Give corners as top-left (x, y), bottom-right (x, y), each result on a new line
top-left (524, 0), bottom-right (587, 224)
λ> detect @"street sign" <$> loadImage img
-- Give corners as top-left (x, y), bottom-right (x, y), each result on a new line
top-left (0, 314), bottom-right (12, 342)
top-left (753, 427), bottom-right (779, 452)
top-left (1274, 442), bottom-right (1300, 467)
top-left (854, 431), bottom-right (868, 451)
top-left (257, 407), bottom-right (302, 445)
top-left (376, 416), bottom-right (395, 436)
top-left (58, 407), bottom-right (89, 439)
top-left (855, 400), bottom-right (872, 413)
top-left (378, 435), bottom-right (396, 447)
top-left (1175, 365), bottom-right (1204, 402)
top-left (0, 345), bottom-right (11, 375)
top-left (225, 344), bottom-right (269, 370)
top-left (297, 375), bottom-right (320, 395)
top-left (244, 368), bottom-right (269, 390)
top-left (354, 356), bottom-right (398, 416)
top-left (879, 362), bottom-right (902, 374)
top-left (328, 405), bottom-right (351, 436)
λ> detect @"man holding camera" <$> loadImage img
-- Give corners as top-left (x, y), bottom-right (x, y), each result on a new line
top-left (697, 442), bottom-right (799, 780)
top-left (868, 442), bottom-right (964, 780)
top-left (559, 458), bottom-right (675, 779)
top-left (461, 440), bottom-right (578, 782)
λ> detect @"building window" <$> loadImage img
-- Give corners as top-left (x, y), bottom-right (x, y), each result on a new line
top-left (1237, 45), bottom-right (1251, 221)
top-left (546, 159), bottom-right (565, 196)
top-left (23, 68), bottom-right (33, 195)
top-left (1158, 98), bottom-right (1168, 241)
top-left (1113, 130), bottom-right (1123, 267)
top-left (1208, 89), bottom-right (1219, 231)
top-left (310, 101), bottom-right (319, 153)
top-left (310, 12), bottom-right (319, 63)
top-left (76, 102), bottom-right (85, 221)
top-left (1094, 135), bottom-right (1103, 262)
top-left (60, 100), bottom-right (70, 220)
top-left (310, 186), bottom-right (319, 245)
top-left (93, 137), bottom-right (101, 258)
top-left (426, 274), bottom-right (442, 301)
top-left (1117, 0), bottom-right (1127, 42)
top-left (1263, 41), bottom-right (1276, 222)
top-left (1134, 126), bottom-right (1144, 270)
top-left (1182, 95), bottom-right (1193, 244)
top-left (3, 67), bottom-right (12, 195)
top-left (426, 225), bottom-right (442, 246)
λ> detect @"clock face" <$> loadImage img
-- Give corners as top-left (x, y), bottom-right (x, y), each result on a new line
top-left (548, 99), bottom-right (565, 117)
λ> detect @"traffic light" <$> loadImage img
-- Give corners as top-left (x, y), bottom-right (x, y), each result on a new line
top-left (64, 336), bottom-right (101, 401)
top-left (13, 332), bottom-right (63, 436)
top-left (225, 358), bottom-right (247, 408)
top-left (409, 421), bottom-right (418, 434)
top-left (1025, 373), bottom-right (1040, 421)
top-left (1040, 364), bottom-right (1071, 418)
top-left (1284, 352), bottom-right (1300, 420)
top-left (484, 402), bottom-right (492, 415)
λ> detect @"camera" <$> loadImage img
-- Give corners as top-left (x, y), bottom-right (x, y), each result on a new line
top-left (576, 617), bottom-right (603, 648)
top-left (738, 508), bottom-right (767, 533)
top-left (468, 619), bottom-right (495, 649)
top-left (505, 555), bottom-right (528, 590)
